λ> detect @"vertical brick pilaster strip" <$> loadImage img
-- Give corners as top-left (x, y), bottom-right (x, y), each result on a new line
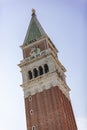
top-left (51, 87), bottom-right (62, 130)
top-left (62, 92), bottom-right (70, 130)
top-left (58, 87), bottom-right (69, 130)
top-left (46, 89), bottom-right (54, 130)
top-left (67, 99), bottom-right (74, 130)
top-left (43, 90), bottom-right (49, 130)
top-left (57, 87), bottom-right (66, 130)
top-left (50, 87), bottom-right (57, 130)
top-left (68, 100), bottom-right (78, 130)
top-left (35, 93), bottom-right (42, 130)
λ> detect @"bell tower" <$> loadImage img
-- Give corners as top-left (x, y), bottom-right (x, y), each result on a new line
top-left (19, 10), bottom-right (78, 130)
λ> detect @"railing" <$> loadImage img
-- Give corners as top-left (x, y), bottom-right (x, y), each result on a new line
top-left (20, 48), bottom-right (57, 63)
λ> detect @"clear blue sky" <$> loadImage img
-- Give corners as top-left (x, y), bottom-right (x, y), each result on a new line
top-left (0, 0), bottom-right (86, 130)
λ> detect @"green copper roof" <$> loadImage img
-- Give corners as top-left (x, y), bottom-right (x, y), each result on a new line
top-left (23, 10), bottom-right (47, 45)
top-left (25, 20), bottom-right (41, 44)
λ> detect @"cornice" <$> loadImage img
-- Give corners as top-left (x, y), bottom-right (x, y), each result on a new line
top-left (21, 71), bottom-right (70, 100)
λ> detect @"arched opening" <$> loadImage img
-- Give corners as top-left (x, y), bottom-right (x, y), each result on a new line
top-left (32, 126), bottom-right (36, 130)
top-left (33, 68), bottom-right (38, 78)
top-left (28, 71), bottom-right (33, 79)
top-left (39, 66), bottom-right (43, 75)
top-left (44, 64), bottom-right (49, 73)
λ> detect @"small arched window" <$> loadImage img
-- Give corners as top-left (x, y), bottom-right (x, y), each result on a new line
top-left (30, 109), bottom-right (33, 115)
top-left (33, 68), bottom-right (38, 78)
top-left (28, 96), bottom-right (32, 102)
top-left (32, 126), bottom-right (36, 130)
top-left (39, 66), bottom-right (43, 75)
top-left (28, 71), bottom-right (33, 79)
top-left (44, 64), bottom-right (49, 73)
